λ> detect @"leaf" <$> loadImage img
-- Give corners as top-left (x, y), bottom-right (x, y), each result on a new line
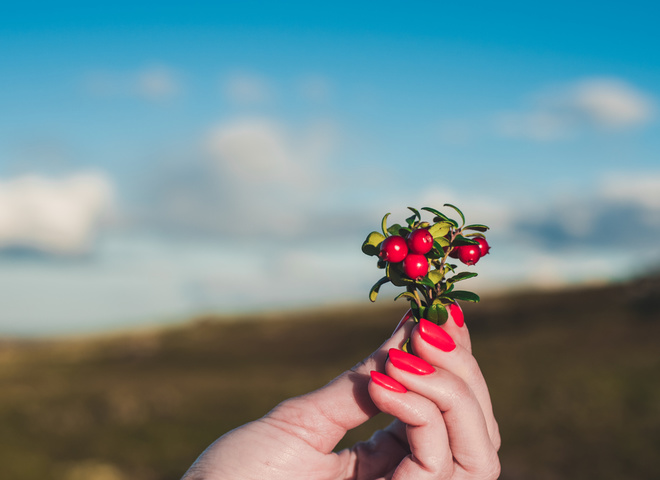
top-left (428, 222), bottom-right (451, 239)
top-left (407, 206), bottom-right (421, 220)
top-left (443, 203), bottom-right (465, 226)
top-left (376, 259), bottom-right (387, 269)
top-left (452, 234), bottom-right (480, 246)
top-left (426, 303), bottom-right (448, 325)
top-left (421, 207), bottom-right (459, 228)
top-left (401, 338), bottom-right (413, 354)
top-left (447, 272), bottom-right (478, 284)
top-left (387, 263), bottom-right (413, 287)
top-left (381, 212), bottom-right (391, 237)
top-left (416, 276), bottom-right (435, 288)
top-left (411, 302), bottom-right (425, 321)
top-left (464, 224), bottom-right (490, 232)
top-left (369, 277), bottom-right (390, 302)
top-left (361, 231), bottom-right (386, 256)
top-left (405, 214), bottom-right (416, 227)
top-left (387, 223), bottom-right (403, 236)
top-left (394, 291), bottom-right (418, 302)
top-left (427, 269), bottom-right (445, 285)
top-left (445, 290), bottom-right (480, 302)
top-left (434, 237), bottom-right (450, 248)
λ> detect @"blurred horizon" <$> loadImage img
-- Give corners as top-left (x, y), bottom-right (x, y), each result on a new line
top-left (1, 1), bottom-right (659, 336)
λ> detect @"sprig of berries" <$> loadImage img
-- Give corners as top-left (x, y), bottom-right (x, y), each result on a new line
top-left (362, 205), bottom-right (490, 352)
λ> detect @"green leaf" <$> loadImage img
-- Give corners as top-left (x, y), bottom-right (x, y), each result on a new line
top-left (401, 338), bottom-right (413, 354)
top-left (464, 224), bottom-right (490, 232)
top-left (394, 291), bottom-right (418, 302)
top-left (376, 259), bottom-right (387, 269)
top-left (387, 263), bottom-right (413, 287)
top-left (426, 303), bottom-right (449, 325)
top-left (445, 290), bottom-right (480, 302)
top-left (381, 212), bottom-right (391, 237)
top-left (405, 214), bottom-right (416, 227)
top-left (428, 222), bottom-right (451, 239)
top-left (416, 276), bottom-right (435, 288)
top-left (443, 203), bottom-right (465, 226)
top-left (361, 231), bottom-right (386, 256)
top-left (447, 272), bottom-right (478, 284)
top-left (407, 206), bottom-right (421, 220)
top-left (387, 223), bottom-right (403, 236)
top-left (427, 269), bottom-right (445, 285)
top-left (421, 207), bottom-right (459, 228)
top-left (452, 234), bottom-right (480, 246)
top-left (369, 277), bottom-right (390, 302)
top-left (434, 237), bottom-right (450, 248)
top-left (411, 303), bottom-right (425, 321)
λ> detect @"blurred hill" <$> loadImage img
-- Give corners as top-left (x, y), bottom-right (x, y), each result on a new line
top-left (0, 274), bottom-right (659, 480)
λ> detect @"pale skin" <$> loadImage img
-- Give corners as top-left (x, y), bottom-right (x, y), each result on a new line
top-left (181, 308), bottom-right (501, 480)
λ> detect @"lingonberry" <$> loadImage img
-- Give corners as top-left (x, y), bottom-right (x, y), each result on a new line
top-left (407, 228), bottom-right (434, 255)
top-left (403, 253), bottom-right (429, 279)
top-left (379, 235), bottom-right (408, 263)
top-left (456, 245), bottom-right (481, 266)
top-left (474, 237), bottom-right (490, 256)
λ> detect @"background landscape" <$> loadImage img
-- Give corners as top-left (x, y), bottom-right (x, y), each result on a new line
top-left (1, 273), bottom-right (659, 479)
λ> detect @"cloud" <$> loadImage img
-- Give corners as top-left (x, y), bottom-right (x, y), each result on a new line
top-left (0, 172), bottom-right (114, 255)
top-left (144, 116), bottom-right (337, 238)
top-left (513, 172), bottom-right (660, 250)
top-left (223, 72), bottom-right (271, 104)
top-left (83, 65), bottom-right (180, 101)
top-left (495, 78), bottom-right (655, 141)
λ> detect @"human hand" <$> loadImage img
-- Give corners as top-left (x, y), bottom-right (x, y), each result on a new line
top-left (181, 306), bottom-right (500, 480)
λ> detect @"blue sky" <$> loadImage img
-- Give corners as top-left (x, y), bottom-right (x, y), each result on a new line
top-left (1, 1), bottom-right (659, 335)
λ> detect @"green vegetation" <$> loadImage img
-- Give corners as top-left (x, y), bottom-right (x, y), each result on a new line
top-left (1, 275), bottom-right (659, 479)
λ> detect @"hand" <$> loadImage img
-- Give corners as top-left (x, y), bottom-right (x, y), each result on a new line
top-left (181, 307), bottom-right (500, 480)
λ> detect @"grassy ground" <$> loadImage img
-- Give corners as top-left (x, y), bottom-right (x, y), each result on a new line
top-left (0, 274), bottom-right (659, 479)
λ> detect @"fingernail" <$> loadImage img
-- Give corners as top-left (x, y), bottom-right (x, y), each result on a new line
top-left (370, 370), bottom-right (407, 393)
top-left (448, 302), bottom-right (464, 327)
top-left (388, 348), bottom-right (435, 375)
top-left (419, 319), bottom-right (456, 352)
top-left (392, 309), bottom-right (412, 335)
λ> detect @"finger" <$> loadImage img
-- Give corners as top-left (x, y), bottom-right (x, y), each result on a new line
top-left (385, 352), bottom-right (500, 477)
top-left (265, 311), bottom-right (415, 454)
top-left (411, 319), bottom-right (500, 449)
top-left (444, 301), bottom-right (471, 352)
top-left (368, 372), bottom-right (454, 480)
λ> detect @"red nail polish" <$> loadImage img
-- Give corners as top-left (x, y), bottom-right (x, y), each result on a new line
top-left (392, 309), bottom-right (412, 335)
top-left (448, 302), bottom-right (464, 327)
top-left (370, 370), bottom-right (407, 393)
top-left (419, 319), bottom-right (456, 352)
top-left (388, 348), bottom-right (435, 375)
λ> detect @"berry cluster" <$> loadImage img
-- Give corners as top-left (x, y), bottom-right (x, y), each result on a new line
top-left (362, 205), bottom-right (490, 351)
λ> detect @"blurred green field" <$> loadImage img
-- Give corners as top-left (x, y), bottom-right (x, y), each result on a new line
top-left (1, 274), bottom-right (659, 480)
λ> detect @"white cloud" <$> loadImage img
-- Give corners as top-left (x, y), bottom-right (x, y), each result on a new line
top-left (223, 72), bottom-right (271, 104)
top-left (84, 65), bottom-right (180, 101)
top-left (0, 172), bottom-right (114, 255)
top-left (495, 77), bottom-right (655, 141)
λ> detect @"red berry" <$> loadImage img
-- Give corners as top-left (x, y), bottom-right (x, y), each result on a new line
top-left (407, 228), bottom-right (434, 255)
top-left (456, 245), bottom-right (481, 266)
top-left (379, 236), bottom-right (408, 263)
top-left (474, 237), bottom-right (490, 256)
top-left (403, 253), bottom-right (429, 279)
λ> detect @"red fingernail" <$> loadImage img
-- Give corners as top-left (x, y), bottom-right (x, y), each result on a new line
top-left (419, 319), bottom-right (456, 352)
top-left (370, 370), bottom-right (407, 393)
top-left (388, 348), bottom-right (435, 375)
top-left (392, 309), bottom-right (412, 335)
top-left (448, 302), bottom-right (464, 327)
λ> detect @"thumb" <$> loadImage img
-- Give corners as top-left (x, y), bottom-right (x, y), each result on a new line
top-left (266, 312), bottom-right (414, 454)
